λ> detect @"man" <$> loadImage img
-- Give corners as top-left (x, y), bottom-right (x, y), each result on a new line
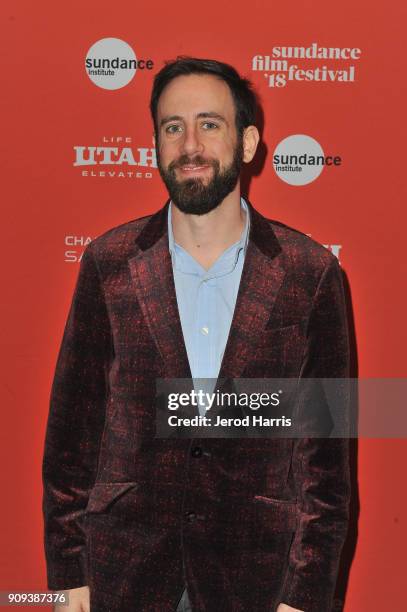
top-left (42, 57), bottom-right (350, 612)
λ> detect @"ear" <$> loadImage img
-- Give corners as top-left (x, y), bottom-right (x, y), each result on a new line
top-left (242, 125), bottom-right (260, 163)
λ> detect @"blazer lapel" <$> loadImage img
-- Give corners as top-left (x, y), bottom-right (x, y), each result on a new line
top-left (217, 201), bottom-right (286, 380)
top-left (128, 200), bottom-right (192, 379)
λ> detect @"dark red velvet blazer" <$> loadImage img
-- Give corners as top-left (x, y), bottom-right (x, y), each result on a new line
top-left (42, 200), bottom-right (351, 612)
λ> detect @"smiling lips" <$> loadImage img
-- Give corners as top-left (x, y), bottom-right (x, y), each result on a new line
top-left (177, 163), bottom-right (212, 177)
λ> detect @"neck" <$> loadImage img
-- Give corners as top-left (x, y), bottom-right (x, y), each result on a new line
top-left (171, 185), bottom-right (246, 270)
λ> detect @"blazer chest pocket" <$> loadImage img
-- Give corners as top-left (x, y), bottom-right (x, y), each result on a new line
top-left (250, 323), bottom-right (306, 377)
top-left (85, 482), bottom-right (139, 515)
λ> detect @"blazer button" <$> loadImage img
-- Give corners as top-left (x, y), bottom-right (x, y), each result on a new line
top-left (191, 446), bottom-right (203, 458)
top-left (185, 512), bottom-right (197, 523)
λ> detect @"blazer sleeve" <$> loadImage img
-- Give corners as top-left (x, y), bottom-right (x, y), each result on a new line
top-left (42, 244), bottom-right (113, 590)
top-left (279, 256), bottom-right (351, 612)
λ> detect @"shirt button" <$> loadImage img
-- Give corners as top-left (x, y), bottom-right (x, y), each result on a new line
top-left (201, 327), bottom-right (209, 335)
top-left (191, 446), bottom-right (203, 458)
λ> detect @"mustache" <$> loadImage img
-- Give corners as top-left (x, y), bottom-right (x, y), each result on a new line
top-left (168, 155), bottom-right (219, 171)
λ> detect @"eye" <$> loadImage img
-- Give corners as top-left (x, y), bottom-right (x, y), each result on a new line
top-left (202, 122), bottom-right (219, 130)
top-left (165, 124), bottom-right (183, 134)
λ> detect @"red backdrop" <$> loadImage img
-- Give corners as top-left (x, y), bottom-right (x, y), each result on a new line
top-left (1, 1), bottom-right (406, 609)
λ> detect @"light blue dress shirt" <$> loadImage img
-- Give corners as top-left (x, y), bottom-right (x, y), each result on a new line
top-left (168, 198), bottom-right (250, 415)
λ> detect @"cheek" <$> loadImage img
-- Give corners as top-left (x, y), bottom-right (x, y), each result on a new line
top-left (158, 142), bottom-right (178, 167)
top-left (206, 139), bottom-right (233, 161)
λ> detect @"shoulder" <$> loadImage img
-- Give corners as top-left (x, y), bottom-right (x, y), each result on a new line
top-left (84, 212), bottom-right (155, 264)
top-left (266, 216), bottom-right (339, 273)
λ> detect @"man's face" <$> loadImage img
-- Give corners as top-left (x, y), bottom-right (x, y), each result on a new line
top-left (155, 74), bottom-right (243, 215)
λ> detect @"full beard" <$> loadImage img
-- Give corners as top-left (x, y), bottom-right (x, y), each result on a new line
top-left (157, 141), bottom-right (244, 216)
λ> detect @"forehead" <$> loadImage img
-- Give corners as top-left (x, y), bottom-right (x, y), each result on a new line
top-left (157, 73), bottom-right (235, 121)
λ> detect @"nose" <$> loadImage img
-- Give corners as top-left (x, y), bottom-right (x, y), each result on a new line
top-left (181, 124), bottom-right (204, 157)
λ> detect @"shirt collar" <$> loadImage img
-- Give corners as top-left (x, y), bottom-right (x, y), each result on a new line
top-left (168, 197), bottom-right (251, 272)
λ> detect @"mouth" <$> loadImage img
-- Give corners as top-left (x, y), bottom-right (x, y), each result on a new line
top-left (177, 164), bottom-right (212, 176)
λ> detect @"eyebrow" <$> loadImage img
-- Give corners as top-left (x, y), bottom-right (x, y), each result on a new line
top-left (159, 111), bottom-right (227, 128)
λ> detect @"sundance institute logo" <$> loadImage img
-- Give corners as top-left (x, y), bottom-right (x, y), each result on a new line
top-left (273, 135), bottom-right (342, 186)
top-left (85, 37), bottom-right (154, 90)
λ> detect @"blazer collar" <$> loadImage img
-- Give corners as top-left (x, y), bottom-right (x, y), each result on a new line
top-left (135, 198), bottom-right (281, 260)
top-left (129, 198), bottom-right (285, 381)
